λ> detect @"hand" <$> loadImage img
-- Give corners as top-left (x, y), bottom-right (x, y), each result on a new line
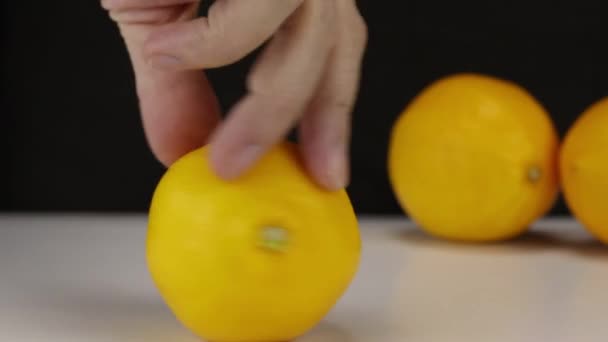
top-left (101, 0), bottom-right (367, 190)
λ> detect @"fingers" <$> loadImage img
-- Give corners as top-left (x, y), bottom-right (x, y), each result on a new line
top-left (104, 0), bottom-right (367, 186)
top-left (299, 0), bottom-right (368, 190)
top-left (101, 0), bottom-right (198, 11)
top-left (143, 0), bottom-right (305, 69)
top-left (208, 0), bottom-right (336, 180)
top-left (108, 3), bottom-right (221, 166)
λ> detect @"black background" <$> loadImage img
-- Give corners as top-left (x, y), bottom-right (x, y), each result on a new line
top-left (2, 1), bottom-right (607, 214)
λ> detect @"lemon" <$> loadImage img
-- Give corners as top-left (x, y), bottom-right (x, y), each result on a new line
top-left (388, 73), bottom-right (559, 241)
top-left (560, 97), bottom-right (608, 243)
top-left (147, 142), bottom-right (360, 342)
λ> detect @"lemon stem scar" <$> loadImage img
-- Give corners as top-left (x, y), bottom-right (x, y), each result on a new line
top-left (527, 165), bottom-right (542, 183)
top-left (259, 226), bottom-right (289, 252)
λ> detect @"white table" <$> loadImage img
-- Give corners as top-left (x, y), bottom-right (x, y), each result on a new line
top-left (1, 215), bottom-right (607, 342)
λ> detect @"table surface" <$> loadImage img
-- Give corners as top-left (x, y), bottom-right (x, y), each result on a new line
top-left (1, 215), bottom-right (607, 342)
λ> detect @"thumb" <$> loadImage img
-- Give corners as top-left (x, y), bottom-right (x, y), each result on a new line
top-left (143, 0), bottom-right (304, 70)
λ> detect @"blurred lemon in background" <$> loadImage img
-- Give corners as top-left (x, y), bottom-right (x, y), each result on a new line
top-left (560, 97), bottom-right (608, 244)
top-left (389, 73), bottom-right (559, 241)
top-left (147, 143), bottom-right (360, 342)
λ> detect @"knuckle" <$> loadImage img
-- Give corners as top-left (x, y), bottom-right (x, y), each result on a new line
top-left (185, 18), bottom-right (227, 66)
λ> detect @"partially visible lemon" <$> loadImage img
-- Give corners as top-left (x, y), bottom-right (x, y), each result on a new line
top-left (388, 73), bottom-right (559, 241)
top-left (560, 97), bottom-right (608, 243)
top-left (147, 143), bottom-right (360, 342)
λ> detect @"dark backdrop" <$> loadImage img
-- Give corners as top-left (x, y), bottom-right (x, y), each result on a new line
top-left (2, 1), bottom-right (607, 214)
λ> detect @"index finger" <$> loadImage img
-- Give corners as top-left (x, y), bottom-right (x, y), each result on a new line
top-left (107, 3), bottom-right (221, 166)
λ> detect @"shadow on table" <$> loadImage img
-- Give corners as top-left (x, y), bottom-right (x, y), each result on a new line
top-left (396, 222), bottom-right (608, 259)
top-left (300, 322), bottom-right (354, 342)
top-left (32, 286), bottom-right (355, 342)
top-left (31, 287), bottom-right (198, 342)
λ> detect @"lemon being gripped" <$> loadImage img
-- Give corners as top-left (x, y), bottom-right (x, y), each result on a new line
top-left (388, 73), bottom-right (559, 241)
top-left (147, 142), bottom-right (360, 342)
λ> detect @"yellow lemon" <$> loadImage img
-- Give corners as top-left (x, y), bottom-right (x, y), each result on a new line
top-left (388, 73), bottom-right (559, 241)
top-left (146, 142), bottom-right (360, 342)
top-left (560, 97), bottom-right (608, 243)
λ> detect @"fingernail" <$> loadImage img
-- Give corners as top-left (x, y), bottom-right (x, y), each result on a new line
top-left (147, 55), bottom-right (182, 70)
top-left (325, 147), bottom-right (349, 190)
top-left (220, 144), bottom-right (264, 180)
